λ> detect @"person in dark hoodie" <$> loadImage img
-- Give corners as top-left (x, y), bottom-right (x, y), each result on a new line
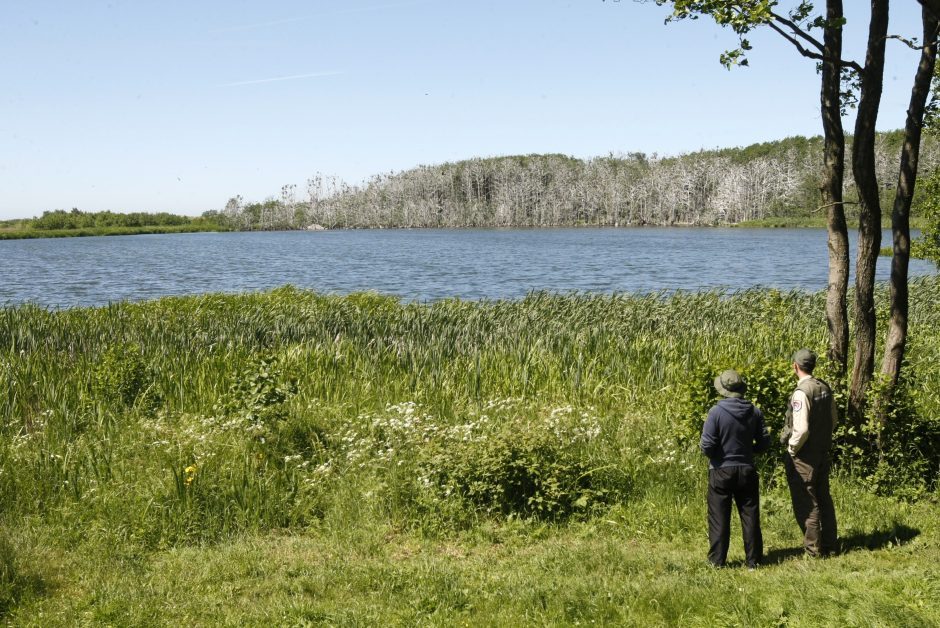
top-left (700, 369), bottom-right (771, 568)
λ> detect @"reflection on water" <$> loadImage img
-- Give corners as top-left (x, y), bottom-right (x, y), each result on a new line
top-left (0, 228), bottom-right (934, 308)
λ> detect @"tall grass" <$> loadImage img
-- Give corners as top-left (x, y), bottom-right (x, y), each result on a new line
top-left (1, 279), bottom-right (939, 623)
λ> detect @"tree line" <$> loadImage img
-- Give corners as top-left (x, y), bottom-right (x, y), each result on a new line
top-left (213, 131), bottom-right (940, 231)
top-left (28, 208), bottom-right (209, 231)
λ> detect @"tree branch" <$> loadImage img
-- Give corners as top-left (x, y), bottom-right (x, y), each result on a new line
top-left (887, 34), bottom-right (925, 49)
top-left (839, 58), bottom-right (865, 75)
top-left (769, 11), bottom-right (826, 53)
top-left (766, 20), bottom-right (825, 62)
top-left (767, 11), bottom-right (864, 74)
top-left (816, 200), bottom-right (858, 213)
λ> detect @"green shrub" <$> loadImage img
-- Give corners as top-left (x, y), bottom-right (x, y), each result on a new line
top-left (91, 344), bottom-right (156, 409)
top-left (911, 166), bottom-right (940, 267)
top-left (425, 407), bottom-right (612, 520)
top-left (139, 353), bottom-right (320, 545)
top-left (848, 372), bottom-right (940, 499)
top-left (674, 361), bottom-right (792, 445)
top-left (215, 352), bottom-right (299, 446)
top-left (333, 401), bottom-right (626, 524)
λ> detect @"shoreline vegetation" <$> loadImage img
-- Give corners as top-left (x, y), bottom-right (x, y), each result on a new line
top-left (0, 223), bottom-right (228, 240)
top-left (1, 213), bottom-right (929, 259)
top-left (0, 210), bottom-right (228, 241)
top-left (1, 282), bottom-right (938, 624)
top-left (0, 218), bottom-right (926, 240)
top-left (3, 131), bottom-right (938, 241)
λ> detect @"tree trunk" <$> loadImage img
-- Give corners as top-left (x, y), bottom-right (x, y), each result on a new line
top-left (848, 0), bottom-right (889, 421)
top-left (881, 8), bottom-right (940, 388)
top-left (918, 0), bottom-right (940, 22)
top-left (822, 0), bottom-right (850, 377)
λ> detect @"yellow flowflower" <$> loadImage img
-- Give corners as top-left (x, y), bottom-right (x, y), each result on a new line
top-left (184, 464), bottom-right (197, 486)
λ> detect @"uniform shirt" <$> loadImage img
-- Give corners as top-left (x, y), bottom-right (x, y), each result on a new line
top-left (788, 375), bottom-right (838, 456)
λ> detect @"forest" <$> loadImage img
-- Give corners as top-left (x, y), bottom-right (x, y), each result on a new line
top-left (5, 131), bottom-right (935, 236)
top-left (213, 131), bottom-right (940, 230)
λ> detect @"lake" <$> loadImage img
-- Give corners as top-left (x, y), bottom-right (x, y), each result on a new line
top-left (0, 228), bottom-right (935, 308)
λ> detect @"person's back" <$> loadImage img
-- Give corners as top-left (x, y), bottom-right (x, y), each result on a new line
top-left (783, 349), bottom-right (839, 557)
top-left (789, 376), bottom-right (835, 465)
top-left (701, 396), bottom-right (770, 469)
top-left (700, 369), bottom-right (771, 569)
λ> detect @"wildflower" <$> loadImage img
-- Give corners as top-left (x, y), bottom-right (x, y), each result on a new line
top-left (184, 464), bottom-right (197, 486)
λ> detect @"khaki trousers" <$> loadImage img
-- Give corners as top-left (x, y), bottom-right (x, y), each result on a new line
top-left (784, 454), bottom-right (838, 556)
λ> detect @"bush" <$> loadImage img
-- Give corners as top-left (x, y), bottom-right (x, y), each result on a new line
top-left (847, 372), bottom-right (940, 499)
top-left (144, 352), bottom-right (317, 545)
top-left (425, 407), bottom-right (612, 520)
top-left (91, 344), bottom-right (157, 409)
top-left (215, 352), bottom-right (299, 446)
top-left (334, 401), bottom-right (627, 524)
top-left (912, 166), bottom-right (940, 267)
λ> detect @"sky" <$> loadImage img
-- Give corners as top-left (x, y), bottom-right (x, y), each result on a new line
top-left (0, 1), bottom-right (932, 220)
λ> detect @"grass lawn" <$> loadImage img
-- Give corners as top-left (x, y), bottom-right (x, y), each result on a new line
top-left (6, 478), bottom-right (938, 626)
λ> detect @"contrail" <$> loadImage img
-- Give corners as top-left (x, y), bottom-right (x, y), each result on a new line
top-left (211, 1), bottom-right (431, 34)
top-left (221, 70), bottom-right (344, 87)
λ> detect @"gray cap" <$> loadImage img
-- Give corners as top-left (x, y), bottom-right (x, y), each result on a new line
top-left (714, 369), bottom-right (746, 398)
top-left (792, 348), bottom-right (817, 372)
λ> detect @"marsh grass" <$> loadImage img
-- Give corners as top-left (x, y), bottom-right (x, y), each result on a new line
top-left (1, 279), bottom-right (939, 624)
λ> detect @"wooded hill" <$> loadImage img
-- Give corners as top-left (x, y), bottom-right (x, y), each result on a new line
top-left (216, 131), bottom-right (940, 230)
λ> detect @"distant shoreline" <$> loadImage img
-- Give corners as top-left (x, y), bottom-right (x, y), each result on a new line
top-left (0, 216), bottom-right (926, 241)
top-left (0, 224), bottom-right (229, 240)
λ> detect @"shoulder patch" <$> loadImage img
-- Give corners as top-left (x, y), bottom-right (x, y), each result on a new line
top-left (791, 399), bottom-right (803, 412)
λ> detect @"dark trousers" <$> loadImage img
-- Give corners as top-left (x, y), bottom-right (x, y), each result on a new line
top-left (707, 465), bottom-right (762, 567)
top-left (785, 455), bottom-right (837, 556)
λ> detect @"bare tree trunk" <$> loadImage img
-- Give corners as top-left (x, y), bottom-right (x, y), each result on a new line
top-left (881, 8), bottom-right (940, 387)
top-left (849, 0), bottom-right (889, 421)
top-left (822, 0), bottom-right (850, 377)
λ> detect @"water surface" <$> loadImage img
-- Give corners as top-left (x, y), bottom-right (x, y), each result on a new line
top-left (0, 228), bottom-right (934, 308)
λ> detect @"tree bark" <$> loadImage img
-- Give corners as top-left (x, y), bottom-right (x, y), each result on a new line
top-left (881, 7), bottom-right (940, 387)
top-left (822, 0), bottom-right (850, 377)
top-left (848, 0), bottom-right (889, 421)
top-left (918, 0), bottom-right (940, 22)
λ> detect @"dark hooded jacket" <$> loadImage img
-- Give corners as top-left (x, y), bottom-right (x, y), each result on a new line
top-left (700, 397), bottom-right (771, 469)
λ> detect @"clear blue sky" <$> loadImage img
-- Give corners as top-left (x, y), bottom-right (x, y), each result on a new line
top-left (0, 1), bottom-right (929, 219)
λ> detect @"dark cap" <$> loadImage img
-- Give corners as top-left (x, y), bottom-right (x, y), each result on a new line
top-left (792, 348), bottom-right (817, 372)
top-left (714, 369), bottom-right (746, 398)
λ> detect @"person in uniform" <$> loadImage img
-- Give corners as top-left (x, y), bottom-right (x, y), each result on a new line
top-left (701, 369), bottom-right (771, 568)
top-left (782, 348), bottom-right (839, 557)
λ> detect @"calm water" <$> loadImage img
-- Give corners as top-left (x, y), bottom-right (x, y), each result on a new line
top-left (0, 228), bottom-right (934, 308)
